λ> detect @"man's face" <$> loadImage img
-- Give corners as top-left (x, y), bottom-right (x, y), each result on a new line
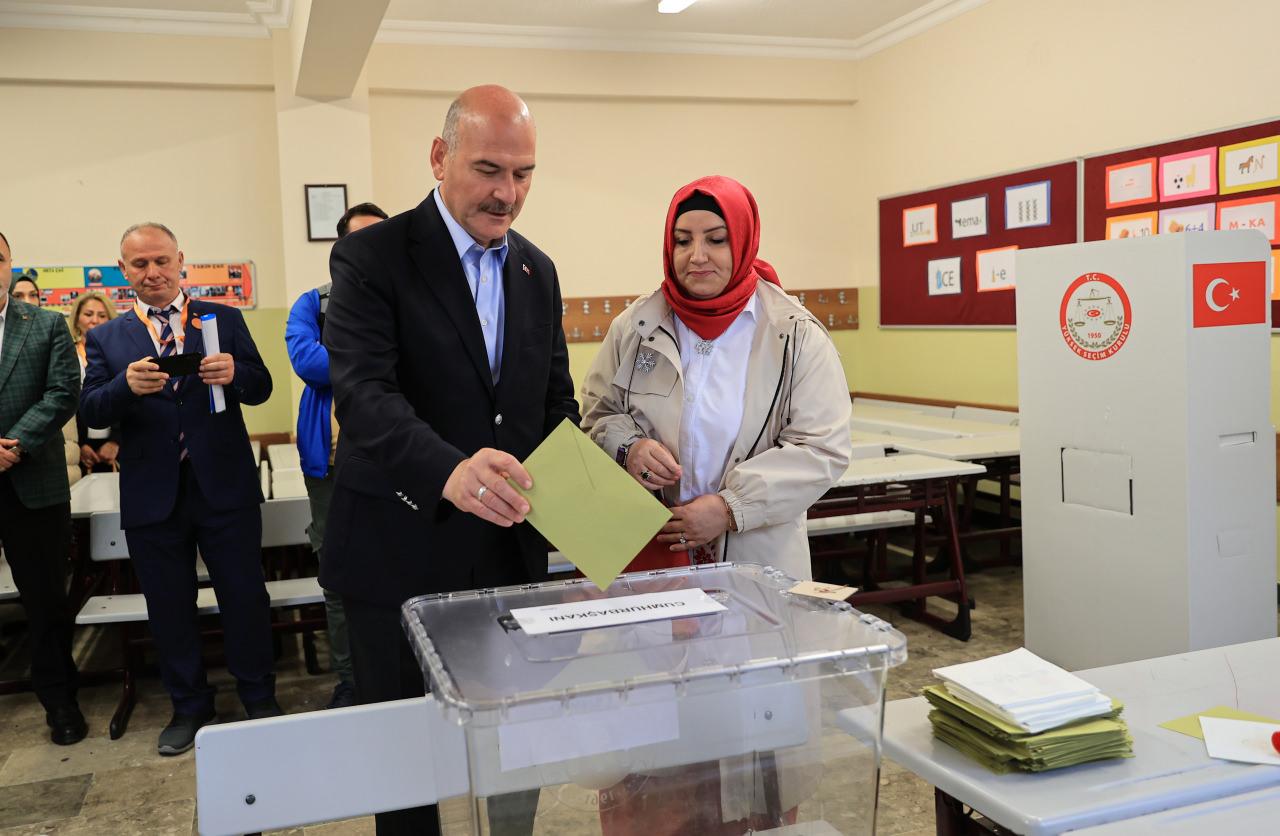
top-left (119, 228), bottom-right (184, 308)
top-left (0, 238), bottom-right (11, 303)
top-left (430, 116), bottom-right (536, 247)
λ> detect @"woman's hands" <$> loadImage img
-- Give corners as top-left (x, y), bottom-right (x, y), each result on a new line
top-left (624, 438), bottom-right (681, 488)
top-left (658, 494), bottom-right (733, 552)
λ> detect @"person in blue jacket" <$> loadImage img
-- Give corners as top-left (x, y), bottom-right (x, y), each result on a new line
top-left (285, 202), bottom-right (387, 710)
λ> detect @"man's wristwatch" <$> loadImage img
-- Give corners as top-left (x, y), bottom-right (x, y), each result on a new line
top-left (616, 439), bottom-right (637, 468)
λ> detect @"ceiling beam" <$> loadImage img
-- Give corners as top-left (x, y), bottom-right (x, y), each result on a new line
top-left (292, 0), bottom-right (389, 100)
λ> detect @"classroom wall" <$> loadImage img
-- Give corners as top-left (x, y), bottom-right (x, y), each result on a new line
top-left (0, 60), bottom-right (292, 434)
top-left (365, 43), bottom-right (859, 298)
top-left (842, 0), bottom-right (1280, 415)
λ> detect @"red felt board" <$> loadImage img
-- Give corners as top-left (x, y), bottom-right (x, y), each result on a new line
top-left (879, 161), bottom-right (1079, 327)
top-left (1083, 118), bottom-right (1280, 327)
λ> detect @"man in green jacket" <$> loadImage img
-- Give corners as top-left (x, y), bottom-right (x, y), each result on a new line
top-left (0, 230), bottom-right (87, 745)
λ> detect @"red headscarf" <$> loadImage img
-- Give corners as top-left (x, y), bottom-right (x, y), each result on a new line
top-left (660, 175), bottom-right (781, 341)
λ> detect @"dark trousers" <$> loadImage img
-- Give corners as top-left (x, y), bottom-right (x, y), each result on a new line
top-left (0, 473), bottom-right (79, 714)
top-left (344, 595), bottom-right (540, 836)
top-left (124, 462), bottom-right (275, 715)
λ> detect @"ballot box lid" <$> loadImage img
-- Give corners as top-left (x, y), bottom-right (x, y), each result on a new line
top-left (403, 562), bottom-right (906, 725)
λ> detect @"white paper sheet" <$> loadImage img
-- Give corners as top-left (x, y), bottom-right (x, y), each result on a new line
top-left (1199, 716), bottom-right (1280, 766)
top-left (200, 313), bottom-right (227, 413)
top-left (510, 588), bottom-right (726, 635)
top-left (934, 648), bottom-right (1098, 709)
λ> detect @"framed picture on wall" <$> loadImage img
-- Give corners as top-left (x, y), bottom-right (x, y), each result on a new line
top-left (927, 256), bottom-right (962, 296)
top-left (1158, 203), bottom-right (1215, 235)
top-left (1105, 158), bottom-right (1156, 209)
top-left (1219, 135), bottom-right (1280, 194)
top-left (305, 184), bottom-right (348, 242)
top-left (1004, 180), bottom-right (1051, 229)
top-left (1158, 147), bottom-right (1217, 202)
top-left (1105, 211), bottom-right (1157, 240)
top-left (1217, 195), bottom-right (1280, 244)
top-left (975, 245), bottom-right (1017, 292)
top-left (902, 204), bottom-right (938, 247)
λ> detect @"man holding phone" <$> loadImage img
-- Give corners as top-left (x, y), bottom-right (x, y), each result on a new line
top-left (81, 222), bottom-right (279, 756)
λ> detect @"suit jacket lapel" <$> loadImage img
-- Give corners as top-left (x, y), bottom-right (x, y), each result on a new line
top-left (495, 241), bottom-right (531, 394)
top-left (121, 309), bottom-right (160, 361)
top-left (183, 301), bottom-right (206, 356)
top-left (408, 195), bottom-right (494, 396)
top-left (0, 302), bottom-right (33, 393)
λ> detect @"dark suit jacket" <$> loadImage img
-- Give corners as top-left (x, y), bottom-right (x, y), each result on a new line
top-left (321, 192), bottom-right (579, 607)
top-left (0, 299), bottom-right (80, 509)
top-left (80, 299), bottom-right (271, 529)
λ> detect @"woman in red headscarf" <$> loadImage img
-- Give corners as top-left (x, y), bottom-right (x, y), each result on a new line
top-left (582, 175), bottom-right (852, 581)
top-left (579, 181), bottom-right (854, 833)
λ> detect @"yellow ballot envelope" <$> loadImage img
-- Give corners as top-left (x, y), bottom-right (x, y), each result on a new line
top-left (511, 419), bottom-right (672, 590)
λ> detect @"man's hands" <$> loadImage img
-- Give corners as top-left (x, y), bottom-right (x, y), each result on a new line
top-left (624, 438), bottom-right (682, 488)
top-left (199, 353), bottom-right (235, 386)
top-left (126, 352), bottom-right (235, 395)
top-left (98, 440), bottom-right (120, 465)
top-left (126, 358), bottom-right (168, 395)
top-left (0, 439), bottom-right (20, 472)
top-left (442, 448), bottom-right (533, 527)
top-left (657, 494), bottom-right (733, 552)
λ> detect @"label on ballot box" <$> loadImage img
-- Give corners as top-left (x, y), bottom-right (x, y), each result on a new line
top-left (509, 588), bottom-right (727, 635)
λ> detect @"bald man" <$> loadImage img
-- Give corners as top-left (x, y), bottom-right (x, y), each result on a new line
top-left (322, 86), bottom-right (577, 834)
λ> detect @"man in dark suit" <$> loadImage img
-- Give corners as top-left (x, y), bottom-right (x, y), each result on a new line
top-left (81, 223), bottom-right (280, 756)
top-left (0, 230), bottom-right (87, 746)
top-left (323, 85), bottom-right (578, 835)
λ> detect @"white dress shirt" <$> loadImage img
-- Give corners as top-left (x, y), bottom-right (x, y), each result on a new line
top-left (673, 291), bottom-right (759, 504)
top-left (141, 290), bottom-right (187, 355)
top-left (433, 188), bottom-right (508, 383)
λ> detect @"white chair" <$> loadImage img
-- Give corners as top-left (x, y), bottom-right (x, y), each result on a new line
top-left (0, 550), bottom-right (18, 602)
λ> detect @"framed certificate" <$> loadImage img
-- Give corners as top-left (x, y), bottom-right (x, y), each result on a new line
top-left (305, 184), bottom-right (348, 242)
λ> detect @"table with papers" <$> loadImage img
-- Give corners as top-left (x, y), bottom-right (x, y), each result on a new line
top-left (811, 454), bottom-right (985, 641)
top-left (875, 638), bottom-right (1280, 835)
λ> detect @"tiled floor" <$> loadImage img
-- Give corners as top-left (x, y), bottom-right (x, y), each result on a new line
top-left (0, 556), bottom-right (1027, 835)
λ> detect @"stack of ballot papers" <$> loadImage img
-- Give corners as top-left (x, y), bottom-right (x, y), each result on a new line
top-left (924, 648), bottom-right (1133, 773)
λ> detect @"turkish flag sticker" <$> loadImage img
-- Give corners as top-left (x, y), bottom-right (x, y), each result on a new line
top-left (1192, 261), bottom-right (1268, 328)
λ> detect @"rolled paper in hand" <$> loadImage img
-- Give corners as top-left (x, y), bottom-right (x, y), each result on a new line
top-left (200, 313), bottom-right (227, 414)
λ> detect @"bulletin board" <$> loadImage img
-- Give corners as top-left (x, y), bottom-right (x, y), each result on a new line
top-left (879, 161), bottom-right (1079, 327)
top-left (9, 261), bottom-right (257, 310)
top-left (1083, 118), bottom-right (1280, 328)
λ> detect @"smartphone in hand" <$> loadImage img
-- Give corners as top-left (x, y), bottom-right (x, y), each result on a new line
top-left (153, 352), bottom-right (205, 377)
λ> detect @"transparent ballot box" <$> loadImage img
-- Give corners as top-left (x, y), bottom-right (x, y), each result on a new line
top-left (402, 563), bottom-right (907, 835)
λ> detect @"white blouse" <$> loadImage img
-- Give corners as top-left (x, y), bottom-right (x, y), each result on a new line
top-left (672, 291), bottom-right (758, 505)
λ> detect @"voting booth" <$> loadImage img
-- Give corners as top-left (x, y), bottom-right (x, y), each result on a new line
top-left (1016, 230), bottom-right (1277, 670)
top-left (403, 563), bottom-right (906, 835)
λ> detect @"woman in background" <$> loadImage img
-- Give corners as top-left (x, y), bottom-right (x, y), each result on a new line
top-left (68, 292), bottom-right (120, 473)
top-left (9, 272), bottom-right (41, 306)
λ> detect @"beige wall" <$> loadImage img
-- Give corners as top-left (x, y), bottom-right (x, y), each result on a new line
top-left (366, 42), bottom-right (859, 297)
top-left (842, 0), bottom-right (1280, 412)
top-left (0, 25), bottom-right (291, 433)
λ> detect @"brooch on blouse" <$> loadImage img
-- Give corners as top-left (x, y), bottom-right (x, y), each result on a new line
top-left (695, 338), bottom-right (715, 356)
top-left (635, 350), bottom-right (657, 373)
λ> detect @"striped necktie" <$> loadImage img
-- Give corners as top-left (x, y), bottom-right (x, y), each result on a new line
top-left (149, 306), bottom-right (188, 461)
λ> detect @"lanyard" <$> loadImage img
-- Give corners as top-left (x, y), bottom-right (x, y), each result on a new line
top-left (134, 298), bottom-right (189, 353)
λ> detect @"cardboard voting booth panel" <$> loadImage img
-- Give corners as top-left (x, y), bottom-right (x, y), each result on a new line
top-left (402, 563), bottom-right (906, 835)
top-left (1016, 231), bottom-right (1277, 670)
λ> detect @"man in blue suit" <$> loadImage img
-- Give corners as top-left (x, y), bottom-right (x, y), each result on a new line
top-left (81, 222), bottom-right (280, 756)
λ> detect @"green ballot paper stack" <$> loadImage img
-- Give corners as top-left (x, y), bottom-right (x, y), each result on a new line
top-left (923, 685), bottom-right (1134, 774)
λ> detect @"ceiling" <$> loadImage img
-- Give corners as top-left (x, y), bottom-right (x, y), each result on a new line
top-left (0, 0), bottom-right (987, 57)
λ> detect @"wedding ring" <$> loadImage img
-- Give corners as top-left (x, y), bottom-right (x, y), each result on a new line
top-left (641, 470), bottom-right (651, 481)
top-left (476, 486), bottom-right (488, 501)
